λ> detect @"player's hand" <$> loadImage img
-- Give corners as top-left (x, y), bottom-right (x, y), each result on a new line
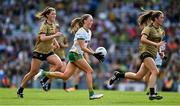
top-left (159, 52), bottom-right (165, 59)
top-left (163, 56), bottom-right (168, 62)
top-left (53, 44), bottom-right (60, 50)
top-left (156, 41), bottom-right (166, 47)
top-left (54, 32), bottom-right (63, 37)
top-left (93, 52), bottom-right (105, 62)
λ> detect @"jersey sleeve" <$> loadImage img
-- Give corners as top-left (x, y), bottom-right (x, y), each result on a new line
top-left (38, 24), bottom-right (47, 35)
top-left (141, 26), bottom-right (150, 37)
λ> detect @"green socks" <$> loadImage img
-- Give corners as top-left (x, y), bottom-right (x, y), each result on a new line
top-left (89, 89), bottom-right (94, 97)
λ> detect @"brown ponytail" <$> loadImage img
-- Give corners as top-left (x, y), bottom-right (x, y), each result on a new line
top-left (36, 6), bottom-right (56, 20)
top-left (138, 10), bottom-right (154, 27)
top-left (138, 10), bottom-right (163, 28)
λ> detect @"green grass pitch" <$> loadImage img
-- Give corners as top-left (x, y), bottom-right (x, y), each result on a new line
top-left (0, 88), bottom-right (180, 106)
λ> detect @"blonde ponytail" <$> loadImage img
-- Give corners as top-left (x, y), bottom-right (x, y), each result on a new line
top-left (70, 18), bottom-right (82, 34)
top-left (70, 14), bottom-right (92, 34)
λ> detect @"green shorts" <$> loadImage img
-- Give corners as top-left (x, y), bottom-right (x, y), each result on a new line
top-left (68, 52), bottom-right (83, 62)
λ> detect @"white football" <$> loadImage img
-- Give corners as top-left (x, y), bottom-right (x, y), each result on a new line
top-left (95, 47), bottom-right (107, 57)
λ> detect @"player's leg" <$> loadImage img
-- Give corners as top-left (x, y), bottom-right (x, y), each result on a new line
top-left (143, 71), bottom-right (151, 95)
top-left (46, 65), bottom-right (53, 91)
top-left (17, 58), bottom-right (42, 98)
top-left (143, 71), bottom-right (158, 95)
top-left (109, 63), bottom-right (148, 85)
top-left (47, 61), bottom-right (67, 91)
top-left (73, 69), bottom-right (80, 89)
top-left (60, 61), bottom-right (67, 90)
top-left (144, 57), bottom-right (163, 100)
top-left (39, 61), bottom-right (76, 80)
top-left (65, 68), bottom-right (80, 92)
top-left (73, 58), bottom-right (103, 100)
top-left (39, 51), bottom-right (81, 80)
top-left (38, 54), bottom-right (62, 91)
top-left (143, 71), bottom-right (151, 84)
top-left (45, 60), bottom-right (67, 91)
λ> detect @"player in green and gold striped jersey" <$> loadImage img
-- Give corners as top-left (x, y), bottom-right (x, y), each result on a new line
top-left (17, 6), bottom-right (63, 98)
top-left (109, 10), bottom-right (166, 100)
top-left (41, 23), bottom-right (69, 91)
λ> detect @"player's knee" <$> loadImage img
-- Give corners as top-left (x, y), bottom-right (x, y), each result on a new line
top-left (143, 77), bottom-right (149, 82)
top-left (29, 71), bottom-right (37, 77)
top-left (135, 76), bottom-right (143, 81)
top-left (86, 69), bottom-right (93, 74)
top-left (30, 68), bottom-right (38, 75)
top-left (63, 75), bottom-right (69, 80)
top-left (151, 69), bottom-right (159, 75)
top-left (143, 77), bottom-right (146, 82)
top-left (55, 62), bottom-right (63, 70)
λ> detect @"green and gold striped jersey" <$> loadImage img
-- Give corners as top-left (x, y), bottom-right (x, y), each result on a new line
top-left (139, 24), bottom-right (165, 59)
top-left (54, 35), bottom-right (68, 59)
top-left (34, 21), bottom-right (56, 54)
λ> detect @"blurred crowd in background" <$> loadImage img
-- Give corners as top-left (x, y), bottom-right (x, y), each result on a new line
top-left (0, 0), bottom-right (180, 92)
